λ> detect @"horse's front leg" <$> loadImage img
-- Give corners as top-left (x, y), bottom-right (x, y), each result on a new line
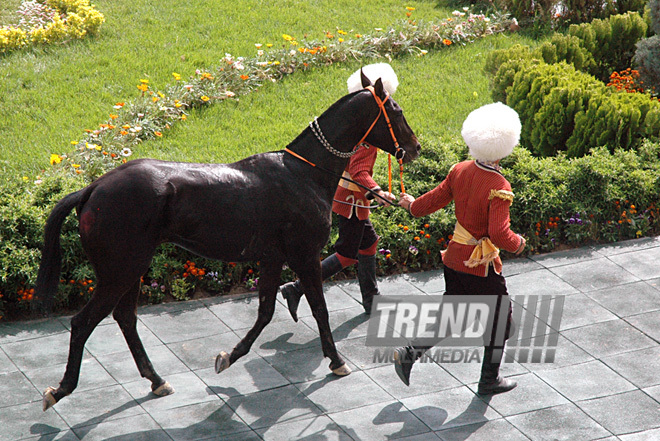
top-left (215, 259), bottom-right (283, 374)
top-left (297, 266), bottom-right (352, 376)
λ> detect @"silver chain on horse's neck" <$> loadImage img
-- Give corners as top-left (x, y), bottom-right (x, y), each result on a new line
top-left (309, 117), bottom-right (359, 159)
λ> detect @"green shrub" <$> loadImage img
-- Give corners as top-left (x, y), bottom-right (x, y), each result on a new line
top-left (567, 89), bottom-right (660, 156)
top-left (490, 57), bottom-right (540, 103)
top-left (535, 34), bottom-right (596, 73)
top-left (506, 62), bottom-right (605, 155)
top-left (568, 12), bottom-right (648, 80)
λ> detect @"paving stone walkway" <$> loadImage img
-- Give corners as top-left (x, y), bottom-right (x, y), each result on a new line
top-left (3, 236), bottom-right (660, 440)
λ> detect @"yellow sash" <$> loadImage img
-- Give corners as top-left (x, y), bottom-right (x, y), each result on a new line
top-left (451, 222), bottom-right (500, 268)
top-left (338, 171), bottom-right (361, 192)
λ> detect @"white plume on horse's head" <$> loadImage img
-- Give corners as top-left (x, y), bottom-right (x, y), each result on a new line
top-left (347, 63), bottom-right (398, 95)
top-left (461, 102), bottom-right (521, 162)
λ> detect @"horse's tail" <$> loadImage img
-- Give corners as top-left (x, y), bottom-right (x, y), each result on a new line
top-left (35, 189), bottom-right (87, 315)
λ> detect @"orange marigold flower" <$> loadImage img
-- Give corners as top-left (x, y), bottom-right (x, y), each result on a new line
top-left (443, 38), bottom-right (452, 46)
top-left (240, 75), bottom-right (249, 80)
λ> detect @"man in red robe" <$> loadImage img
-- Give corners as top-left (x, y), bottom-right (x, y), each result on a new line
top-left (394, 102), bottom-right (526, 395)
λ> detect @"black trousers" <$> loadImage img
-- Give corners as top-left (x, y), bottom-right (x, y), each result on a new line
top-left (333, 215), bottom-right (379, 260)
top-left (410, 265), bottom-right (514, 363)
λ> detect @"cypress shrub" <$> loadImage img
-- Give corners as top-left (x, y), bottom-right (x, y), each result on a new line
top-left (568, 12), bottom-right (648, 80)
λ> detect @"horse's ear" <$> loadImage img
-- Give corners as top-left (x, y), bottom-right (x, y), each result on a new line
top-left (360, 69), bottom-right (373, 88)
top-left (374, 78), bottom-right (385, 99)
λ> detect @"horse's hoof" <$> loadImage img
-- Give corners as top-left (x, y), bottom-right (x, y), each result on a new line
top-left (42, 387), bottom-right (57, 412)
top-left (331, 363), bottom-right (352, 376)
top-left (152, 381), bottom-right (175, 397)
top-left (215, 351), bottom-right (231, 374)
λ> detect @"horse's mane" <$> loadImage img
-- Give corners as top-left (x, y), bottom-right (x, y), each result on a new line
top-left (284, 90), bottom-right (362, 149)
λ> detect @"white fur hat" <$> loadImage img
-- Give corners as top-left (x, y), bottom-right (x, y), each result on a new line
top-left (461, 102), bottom-right (521, 162)
top-left (346, 63), bottom-right (399, 95)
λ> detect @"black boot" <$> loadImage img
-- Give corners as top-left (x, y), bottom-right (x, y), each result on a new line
top-left (357, 253), bottom-right (380, 314)
top-left (477, 347), bottom-right (517, 395)
top-left (393, 346), bottom-right (427, 386)
top-left (280, 254), bottom-right (344, 322)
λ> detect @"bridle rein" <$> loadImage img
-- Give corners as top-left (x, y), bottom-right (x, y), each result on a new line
top-left (284, 86), bottom-right (406, 208)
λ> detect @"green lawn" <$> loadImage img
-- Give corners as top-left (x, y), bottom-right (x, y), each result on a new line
top-left (0, 0), bottom-right (535, 176)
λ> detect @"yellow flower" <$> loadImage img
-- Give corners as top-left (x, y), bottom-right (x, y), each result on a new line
top-left (337, 29), bottom-right (347, 35)
top-left (49, 154), bottom-right (62, 165)
top-left (137, 83), bottom-right (148, 92)
top-left (172, 72), bottom-right (181, 80)
top-left (282, 34), bottom-right (294, 41)
top-left (72, 164), bottom-right (81, 168)
top-left (155, 131), bottom-right (163, 137)
top-left (70, 141), bottom-right (78, 145)
top-left (181, 114), bottom-right (187, 120)
top-left (140, 79), bottom-right (149, 84)
top-left (266, 43), bottom-right (273, 47)
top-left (406, 6), bottom-right (416, 11)
top-left (201, 95), bottom-right (210, 102)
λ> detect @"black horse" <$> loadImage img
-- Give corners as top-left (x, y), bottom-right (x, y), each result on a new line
top-left (36, 72), bottom-right (420, 411)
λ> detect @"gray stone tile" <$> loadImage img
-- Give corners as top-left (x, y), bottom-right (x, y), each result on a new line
top-left (643, 383), bottom-right (660, 402)
top-left (404, 269), bottom-right (446, 294)
top-left (24, 357), bottom-right (117, 396)
top-left (95, 344), bottom-right (188, 384)
top-left (517, 334), bottom-right (595, 372)
top-left (249, 318), bottom-right (322, 358)
top-left (626, 310), bottom-right (660, 342)
top-left (123, 371), bottom-right (217, 414)
top-left (401, 386), bottom-right (501, 431)
top-left (562, 320), bottom-right (656, 358)
top-left (199, 354), bottom-right (290, 398)
top-left (0, 348), bottom-right (17, 374)
top-left (52, 383), bottom-right (144, 429)
top-left (620, 427), bottom-right (660, 440)
top-left (469, 372), bottom-right (569, 417)
top-left (261, 345), bottom-right (357, 384)
top-left (592, 237), bottom-right (660, 256)
top-left (19, 430), bottom-right (80, 441)
top-left (225, 384), bottom-right (323, 430)
top-left (506, 403), bottom-right (612, 441)
top-left (84, 321), bottom-right (161, 357)
top-left (296, 371), bottom-right (392, 414)
top-left (167, 332), bottom-right (242, 371)
top-left (363, 362), bottom-right (462, 400)
top-left (436, 418), bottom-right (528, 441)
top-left (602, 346), bottom-right (660, 389)
top-left (586, 281), bottom-right (660, 318)
top-left (2, 331), bottom-right (90, 371)
top-left (553, 293), bottom-right (618, 331)
top-left (1, 401), bottom-right (70, 441)
top-left (150, 400), bottom-right (251, 441)
top-left (608, 246), bottom-right (660, 280)
top-left (398, 432), bottom-right (442, 441)
top-left (530, 246), bottom-right (603, 268)
top-left (340, 273), bottom-right (425, 299)
top-left (439, 348), bottom-right (528, 385)
top-left (549, 258), bottom-right (639, 293)
top-left (288, 283), bottom-right (365, 322)
top-left (257, 414), bottom-right (353, 441)
top-left (502, 257), bottom-right (544, 277)
top-left (300, 306), bottom-right (372, 342)
top-left (505, 269), bottom-right (579, 297)
top-left (578, 390), bottom-right (660, 435)
top-left (207, 294), bottom-right (292, 330)
top-left (329, 400), bottom-right (432, 440)
top-left (71, 413), bottom-right (169, 441)
top-left (138, 301), bottom-right (230, 344)
top-left (0, 370), bottom-right (42, 408)
top-left (0, 318), bottom-right (68, 345)
top-left (536, 360), bottom-right (636, 402)
top-left (334, 336), bottom-right (386, 371)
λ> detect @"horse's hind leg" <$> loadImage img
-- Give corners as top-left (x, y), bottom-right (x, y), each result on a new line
top-left (112, 281), bottom-right (174, 397)
top-left (215, 260), bottom-right (283, 373)
top-left (43, 284), bottom-right (122, 411)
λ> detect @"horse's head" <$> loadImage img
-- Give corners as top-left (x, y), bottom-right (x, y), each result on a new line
top-left (358, 70), bottom-right (421, 164)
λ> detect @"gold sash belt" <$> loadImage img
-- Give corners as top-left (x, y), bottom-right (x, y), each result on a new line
top-left (451, 222), bottom-right (499, 268)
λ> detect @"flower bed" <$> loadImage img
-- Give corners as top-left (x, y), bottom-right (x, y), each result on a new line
top-left (0, 0), bottom-right (104, 53)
